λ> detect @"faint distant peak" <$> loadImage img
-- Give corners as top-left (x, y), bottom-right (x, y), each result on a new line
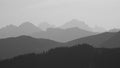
top-left (19, 22), bottom-right (37, 27)
top-left (6, 24), bottom-right (17, 28)
top-left (39, 22), bottom-right (52, 27)
top-left (18, 22), bottom-right (40, 31)
top-left (60, 19), bottom-right (92, 31)
top-left (65, 19), bottom-right (86, 26)
top-left (40, 22), bottom-right (51, 26)
top-left (92, 26), bottom-right (106, 32)
top-left (65, 27), bottom-right (82, 31)
top-left (70, 19), bottom-right (85, 24)
top-left (39, 22), bottom-right (55, 31)
top-left (0, 24), bottom-right (18, 30)
top-left (6, 24), bottom-right (17, 27)
top-left (18, 22), bottom-right (41, 34)
top-left (109, 28), bottom-right (120, 32)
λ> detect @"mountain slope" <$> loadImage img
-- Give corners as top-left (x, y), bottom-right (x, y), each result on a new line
top-left (31, 27), bottom-right (96, 42)
top-left (18, 22), bottom-right (41, 35)
top-left (100, 31), bottom-right (120, 48)
top-left (66, 32), bottom-right (116, 47)
top-left (0, 36), bottom-right (62, 59)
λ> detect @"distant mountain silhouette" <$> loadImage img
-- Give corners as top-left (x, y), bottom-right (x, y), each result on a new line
top-left (30, 27), bottom-right (96, 42)
top-left (66, 32), bottom-right (116, 47)
top-left (19, 22), bottom-right (41, 35)
top-left (60, 19), bottom-right (92, 31)
top-left (0, 22), bottom-right (41, 38)
top-left (92, 26), bottom-right (106, 32)
top-left (0, 25), bottom-right (21, 38)
top-left (0, 21), bottom-right (96, 42)
top-left (0, 36), bottom-right (62, 59)
top-left (108, 28), bottom-right (120, 32)
top-left (39, 22), bottom-right (56, 31)
top-left (100, 31), bottom-right (120, 48)
top-left (1, 44), bottom-right (120, 68)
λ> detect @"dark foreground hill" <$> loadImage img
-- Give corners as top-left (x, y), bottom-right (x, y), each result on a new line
top-left (0, 44), bottom-right (120, 68)
top-left (0, 36), bottom-right (63, 59)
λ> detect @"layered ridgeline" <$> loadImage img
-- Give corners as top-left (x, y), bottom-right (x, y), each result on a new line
top-left (30, 27), bottom-right (95, 42)
top-left (66, 32), bottom-right (116, 47)
top-left (66, 31), bottom-right (120, 48)
top-left (59, 19), bottom-right (106, 32)
top-left (0, 31), bottom-right (120, 59)
top-left (38, 22), bottom-right (56, 31)
top-left (0, 20), bottom-right (96, 42)
top-left (60, 19), bottom-right (92, 31)
top-left (0, 44), bottom-right (120, 68)
top-left (100, 31), bottom-right (120, 48)
top-left (0, 22), bottom-right (41, 38)
top-left (1, 19), bottom-right (120, 60)
top-left (0, 20), bottom-right (96, 59)
top-left (0, 36), bottom-right (63, 59)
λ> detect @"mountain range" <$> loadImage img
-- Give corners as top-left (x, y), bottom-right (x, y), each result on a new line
top-left (0, 22), bottom-right (41, 38)
top-left (59, 19), bottom-right (106, 32)
top-left (66, 30), bottom-right (120, 49)
top-left (0, 20), bottom-right (97, 42)
top-left (1, 31), bottom-right (120, 59)
top-left (0, 19), bottom-right (120, 59)
top-left (39, 22), bottom-right (56, 31)
top-left (60, 19), bottom-right (92, 31)
top-left (30, 27), bottom-right (95, 42)
top-left (66, 32), bottom-right (116, 47)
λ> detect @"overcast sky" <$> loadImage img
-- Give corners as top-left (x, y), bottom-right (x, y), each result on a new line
top-left (0, 0), bottom-right (120, 29)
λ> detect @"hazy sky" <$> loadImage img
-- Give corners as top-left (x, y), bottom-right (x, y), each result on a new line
top-left (0, 0), bottom-right (120, 29)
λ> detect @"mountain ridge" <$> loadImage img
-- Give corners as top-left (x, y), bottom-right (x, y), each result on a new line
top-left (0, 21), bottom-right (96, 42)
top-left (0, 35), bottom-right (63, 59)
top-left (30, 27), bottom-right (96, 42)
top-left (66, 32), bottom-right (116, 47)
top-left (100, 31), bottom-right (120, 48)
top-left (60, 19), bottom-right (92, 31)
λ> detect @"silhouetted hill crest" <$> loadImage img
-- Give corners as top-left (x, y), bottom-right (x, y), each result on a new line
top-left (0, 36), bottom-right (62, 59)
top-left (66, 32), bottom-right (116, 47)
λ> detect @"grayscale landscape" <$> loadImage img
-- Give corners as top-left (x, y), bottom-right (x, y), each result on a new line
top-left (0, 0), bottom-right (120, 68)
